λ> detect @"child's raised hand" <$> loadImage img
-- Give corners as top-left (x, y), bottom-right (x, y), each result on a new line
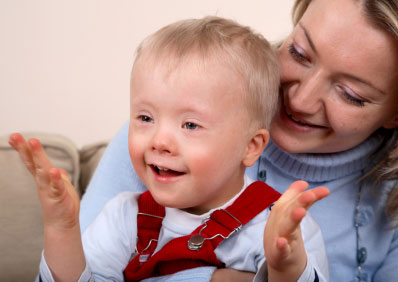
top-left (9, 133), bottom-right (81, 231)
top-left (263, 180), bottom-right (329, 282)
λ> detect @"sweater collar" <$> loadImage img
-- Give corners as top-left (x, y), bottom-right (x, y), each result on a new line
top-left (263, 132), bottom-right (387, 182)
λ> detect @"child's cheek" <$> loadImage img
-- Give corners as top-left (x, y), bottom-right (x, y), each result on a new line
top-left (129, 137), bottom-right (146, 175)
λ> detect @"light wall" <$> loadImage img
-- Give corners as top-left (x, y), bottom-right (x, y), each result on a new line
top-left (0, 0), bottom-right (294, 147)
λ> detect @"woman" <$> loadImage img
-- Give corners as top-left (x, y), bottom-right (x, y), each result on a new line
top-left (80, 0), bottom-right (398, 281)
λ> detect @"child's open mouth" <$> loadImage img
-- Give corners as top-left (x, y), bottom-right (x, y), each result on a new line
top-left (151, 165), bottom-right (185, 177)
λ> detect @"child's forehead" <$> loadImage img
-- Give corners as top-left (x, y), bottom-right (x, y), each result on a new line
top-left (131, 50), bottom-right (255, 116)
top-left (132, 51), bottom-right (247, 91)
top-left (131, 52), bottom-right (250, 107)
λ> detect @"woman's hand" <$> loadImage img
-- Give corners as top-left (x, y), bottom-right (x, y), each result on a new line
top-left (264, 180), bottom-right (329, 282)
top-left (9, 133), bottom-right (80, 230)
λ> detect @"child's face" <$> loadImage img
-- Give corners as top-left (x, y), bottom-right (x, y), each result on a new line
top-left (128, 56), bottom-right (256, 214)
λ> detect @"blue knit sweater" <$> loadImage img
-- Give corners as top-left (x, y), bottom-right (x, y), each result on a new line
top-left (80, 122), bottom-right (398, 282)
top-left (246, 134), bottom-right (398, 282)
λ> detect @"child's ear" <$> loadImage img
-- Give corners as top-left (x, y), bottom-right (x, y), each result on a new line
top-left (242, 129), bottom-right (269, 167)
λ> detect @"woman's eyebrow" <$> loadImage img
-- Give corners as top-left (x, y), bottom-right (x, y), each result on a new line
top-left (298, 23), bottom-right (386, 96)
top-left (299, 23), bottom-right (317, 54)
top-left (342, 73), bottom-right (387, 95)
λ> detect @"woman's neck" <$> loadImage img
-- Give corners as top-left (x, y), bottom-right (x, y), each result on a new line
top-left (264, 132), bottom-right (387, 182)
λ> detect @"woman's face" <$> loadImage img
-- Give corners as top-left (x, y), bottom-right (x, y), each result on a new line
top-left (271, 0), bottom-right (398, 153)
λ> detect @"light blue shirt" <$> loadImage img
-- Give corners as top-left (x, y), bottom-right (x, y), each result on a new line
top-left (80, 122), bottom-right (398, 282)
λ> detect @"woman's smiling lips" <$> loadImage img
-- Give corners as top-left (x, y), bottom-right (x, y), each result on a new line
top-left (280, 102), bottom-right (328, 132)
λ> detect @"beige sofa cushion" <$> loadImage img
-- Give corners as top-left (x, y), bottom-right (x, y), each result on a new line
top-left (79, 141), bottom-right (108, 195)
top-left (0, 132), bottom-right (80, 282)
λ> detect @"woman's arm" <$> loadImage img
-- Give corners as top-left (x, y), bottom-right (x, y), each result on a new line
top-left (79, 122), bottom-right (146, 232)
top-left (373, 229), bottom-right (398, 282)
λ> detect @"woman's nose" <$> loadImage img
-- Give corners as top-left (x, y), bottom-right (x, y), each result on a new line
top-left (287, 70), bottom-right (325, 114)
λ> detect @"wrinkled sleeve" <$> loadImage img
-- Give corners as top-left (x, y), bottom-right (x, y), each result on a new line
top-left (79, 121), bottom-right (146, 232)
top-left (38, 252), bottom-right (94, 282)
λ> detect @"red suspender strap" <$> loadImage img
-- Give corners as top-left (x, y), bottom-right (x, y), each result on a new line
top-left (135, 192), bottom-right (165, 258)
top-left (124, 181), bottom-right (281, 281)
top-left (200, 181), bottom-right (281, 248)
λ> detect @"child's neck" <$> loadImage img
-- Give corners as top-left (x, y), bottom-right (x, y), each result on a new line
top-left (181, 173), bottom-right (247, 215)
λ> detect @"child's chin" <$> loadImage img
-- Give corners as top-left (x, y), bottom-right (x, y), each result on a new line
top-left (151, 192), bottom-right (184, 208)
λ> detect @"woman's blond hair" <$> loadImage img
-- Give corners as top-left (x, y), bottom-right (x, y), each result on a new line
top-left (132, 16), bottom-right (280, 130)
top-left (292, 0), bottom-right (398, 225)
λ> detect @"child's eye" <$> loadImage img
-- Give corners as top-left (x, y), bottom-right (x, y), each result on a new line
top-left (288, 43), bottom-right (308, 63)
top-left (139, 115), bottom-right (153, 123)
top-left (183, 122), bottom-right (199, 130)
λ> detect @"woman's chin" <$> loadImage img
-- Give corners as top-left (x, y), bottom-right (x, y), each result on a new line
top-left (270, 122), bottom-right (306, 153)
top-left (271, 134), bottom-right (305, 153)
top-left (270, 118), bottom-right (330, 153)
top-left (270, 127), bottom-right (326, 154)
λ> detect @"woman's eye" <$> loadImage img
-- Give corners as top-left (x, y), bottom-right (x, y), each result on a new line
top-left (139, 115), bottom-right (153, 123)
top-left (183, 122), bottom-right (199, 130)
top-left (338, 87), bottom-right (365, 107)
top-left (288, 43), bottom-right (308, 63)
top-left (342, 92), bottom-right (365, 107)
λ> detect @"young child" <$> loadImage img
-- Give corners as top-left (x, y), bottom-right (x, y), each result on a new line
top-left (9, 16), bottom-right (329, 282)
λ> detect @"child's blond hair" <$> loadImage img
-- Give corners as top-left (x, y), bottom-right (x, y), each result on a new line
top-left (132, 16), bottom-right (280, 130)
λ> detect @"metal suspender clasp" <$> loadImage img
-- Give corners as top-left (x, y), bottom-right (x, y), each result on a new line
top-left (131, 212), bottom-right (164, 262)
top-left (188, 209), bottom-right (242, 251)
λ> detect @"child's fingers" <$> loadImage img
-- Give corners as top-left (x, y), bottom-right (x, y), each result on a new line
top-left (284, 187), bottom-right (329, 231)
top-left (8, 133), bottom-right (37, 175)
top-left (49, 168), bottom-right (66, 198)
top-left (275, 207), bottom-right (306, 238)
top-left (59, 169), bottom-right (71, 184)
top-left (313, 187), bottom-right (330, 200)
top-left (59, 169), bottom-right (78, 197)
top-left (278, 180), bottom-right (309, 203)
top-left (281, 187), bottom-right (329, 235)
top-left (276, 237), bottom-right (289, 254)
top-left (272, 185), bottom-right (329, 238)
top-left (298, 187), bottom-right (330, 210)
top-left (291, 207), bottom-right (307, 223)
top-left (28, 138), bottom-right (54, 189)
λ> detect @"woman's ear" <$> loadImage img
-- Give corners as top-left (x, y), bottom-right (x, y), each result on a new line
top-left (242, 129), bottom-right (269, 167)
top-left (383, 113), bottom-right (398, 129)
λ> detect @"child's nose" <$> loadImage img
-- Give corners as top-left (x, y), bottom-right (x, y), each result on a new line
top-left (151, 127), bottom-right (176, 154)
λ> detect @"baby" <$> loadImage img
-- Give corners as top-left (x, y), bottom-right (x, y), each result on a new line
top-left (10, 16), bottom-right (329, 282)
